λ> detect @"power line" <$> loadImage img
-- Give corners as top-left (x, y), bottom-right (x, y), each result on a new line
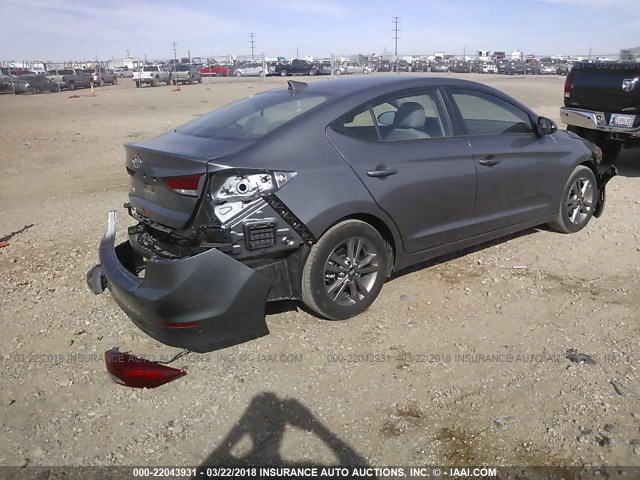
top-left (249, 33), bottom-right (256, 60)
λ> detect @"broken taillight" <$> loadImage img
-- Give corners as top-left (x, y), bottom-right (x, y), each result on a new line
top-left (162, 174), bottom-right (203, 196)
top-left (104, 348), bottom-right (186, 388)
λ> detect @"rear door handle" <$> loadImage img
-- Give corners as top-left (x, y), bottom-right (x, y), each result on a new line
top-left (367, 166), bottom-right (398, 178)
top-left (478, 155), bottom-right (501, 167)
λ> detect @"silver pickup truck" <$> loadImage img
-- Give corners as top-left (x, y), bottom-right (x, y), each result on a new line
top-left (172, 65), bottom-right (202, 84)
top-left (46, 68), bottom-right (92, 90)
top-left (561, 61), bottom-right (640, 162)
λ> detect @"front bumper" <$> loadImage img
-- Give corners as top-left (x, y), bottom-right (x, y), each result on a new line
top-left (560, 107), bottom-right (640, 135)
top-left (90, 211), bottom-right (272, 353)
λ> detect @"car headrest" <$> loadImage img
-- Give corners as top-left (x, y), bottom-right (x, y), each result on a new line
top-left (394, 102), bottom-right (425, 129)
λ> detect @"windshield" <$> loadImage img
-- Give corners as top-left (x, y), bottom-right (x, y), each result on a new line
top-left (143, 67), bottom-right (158, 72)
top-left (177, 90), bottom-right (329, 140)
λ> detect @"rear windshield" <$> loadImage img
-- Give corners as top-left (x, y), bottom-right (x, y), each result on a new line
top-left (177, 90), bottom-right (329, 140)
top-left (176, 65), bottom-right (189, 71)
top-left (143, 66), bottom-right (158, 72)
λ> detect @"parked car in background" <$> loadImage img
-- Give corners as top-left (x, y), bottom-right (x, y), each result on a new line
top-left (91, 67), bottom-right (118, 86)
top-left (113, 67), bottom-right (134, 78)
top-left (431, 60), bottom-right (449, 73)
top-left (199, 64), bottom-right (231, 77)
top-left (46, 68), bottom-right (92, 90)
top-left (376, 60), bottom-right (392, 72)
top-left (273, 59), bottom-right (319, 76)
top-left (526, 62), bottom-right (541, 75)
top-left (556, 62), bottom-right (571, 76)
top-left (395, 60), bottom-right (411, 72)
top-left (449, 60), bottom-right (471, 73)
top-left (18, 74), bottom-right (59, 93)
top-left (0, 68), bottom-right (11, 91)
top-left (88, 76), bottom-right (616, 355)
top-left (504, 61), bottom-right (525, 75)
top-left (411, 59), bottom-right (428, 72)
top-left (496, 59), bottom-right (509, 74)
top-left (333, 64), bottom-right (372, 75)
top-left (134, 65), bottom-right (172, 87)
top-left (173, 64), bottom-right (202, 84)
top-left (315, 61), bottom-right (333, 75)
top-left (480, 62), bottom-right (497, 74)
top-left (232, 62), bottom-right (268, 77)
top-left (539, 62), bottom-right (556, 75)
top-left (8, 68), bottom-right (35, 76)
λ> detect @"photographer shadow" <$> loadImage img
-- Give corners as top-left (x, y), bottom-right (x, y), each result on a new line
top-left (193, 392), bottom-right (372, 472)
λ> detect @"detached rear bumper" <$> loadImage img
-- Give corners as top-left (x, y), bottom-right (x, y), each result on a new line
top-left (90, 211), bottom-right (272, 353)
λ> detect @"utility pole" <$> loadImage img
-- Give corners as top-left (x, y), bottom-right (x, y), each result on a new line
top-left (172, 42), bottom-right (178, 85)
top-left (126, 49), bottom-right (130, 58)
top-left (188, 49), bottom-right (191, 63)
top-left (392, 16), bottom-right (400, 71)
top-left (249, 33), bottom-right (256, 60)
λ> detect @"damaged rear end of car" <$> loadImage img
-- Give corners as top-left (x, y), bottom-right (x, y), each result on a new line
top-left (88, 86), bottom-right (333, 352)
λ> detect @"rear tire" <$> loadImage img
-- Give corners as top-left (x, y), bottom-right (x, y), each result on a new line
top-left (280, 69), bottom-right (288, 77)
top-left (113, 77), bottom-right (117, 85)
top-left (68, 81), bottom-right (75, 91)
top-left (135, 80), bottom-right (140, 88)
top-left (301, 220), bottom-right (388, 320)
top-left (152, 77), bottom-right (159, 87)
top-left (549, 165), bottom-right (598, 234)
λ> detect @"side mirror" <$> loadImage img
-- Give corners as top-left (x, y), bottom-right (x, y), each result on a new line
top-left (537, 116), bottom-right (557, 135)
top-left (377, 111), bottom-right (395, 126)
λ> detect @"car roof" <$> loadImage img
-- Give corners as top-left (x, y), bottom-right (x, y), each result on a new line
top-left (289, 75), bottom-right (493, 97)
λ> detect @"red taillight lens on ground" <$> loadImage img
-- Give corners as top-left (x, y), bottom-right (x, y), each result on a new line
top-left (564, 70), bottom-right (574, 98)
top-left (162, 174), bottom-right (203, 196)
top-left (104, 348), bottom-right (186, 388)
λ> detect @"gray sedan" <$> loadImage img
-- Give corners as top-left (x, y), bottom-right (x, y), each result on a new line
top-left (88, 76), bottom-right (616, 353)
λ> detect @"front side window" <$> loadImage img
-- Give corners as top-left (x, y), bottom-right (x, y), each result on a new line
top-left (450, 89), bottom-right (533, 136)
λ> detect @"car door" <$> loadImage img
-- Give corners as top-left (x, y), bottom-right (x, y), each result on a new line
top-left (326, 87), bottom-right (477, 254)
top-left (446, 87), bottom-right (560, 233)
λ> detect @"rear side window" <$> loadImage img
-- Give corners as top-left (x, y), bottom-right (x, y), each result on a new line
top-left (450, 89), bottom-right (534, 135)
top-left (330, 89), bottom-right (448, 142)
top-left (177, 91), bottom-right (329, 140)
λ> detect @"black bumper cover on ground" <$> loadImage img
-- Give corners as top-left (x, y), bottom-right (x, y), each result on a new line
top-left (97, 211), bottom-right (272, 353)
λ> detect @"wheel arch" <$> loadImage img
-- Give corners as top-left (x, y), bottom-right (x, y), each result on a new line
top-left (313, 212), bottom-right (399, 277)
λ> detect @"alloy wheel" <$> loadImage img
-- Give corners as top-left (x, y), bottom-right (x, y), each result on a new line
top-left (323, 237), bottom-right (379, 307)
top-left (566, 177), bottom-right (594, 225)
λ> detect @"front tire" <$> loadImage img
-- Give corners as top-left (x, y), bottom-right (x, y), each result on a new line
top-left (549, 166), bottom-right (598, 234)
top-left (301, 220), bottom-right (388, 320)
top-left (113, 77), bottom-right (117, 85)
top-left (280, 69), bottom-right (288, 77)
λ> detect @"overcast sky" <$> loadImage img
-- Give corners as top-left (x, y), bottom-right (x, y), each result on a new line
top-left (1, 0), bottom-right (638, 61)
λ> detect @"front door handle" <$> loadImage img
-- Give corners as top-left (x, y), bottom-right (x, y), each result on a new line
top-left (478, 155), bottom-right (501, 167)
top-left (367, 166), bottom-right (398, 178)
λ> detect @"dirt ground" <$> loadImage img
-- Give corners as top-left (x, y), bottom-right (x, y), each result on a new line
top-left (0, 74), bottom-right (639, 473)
